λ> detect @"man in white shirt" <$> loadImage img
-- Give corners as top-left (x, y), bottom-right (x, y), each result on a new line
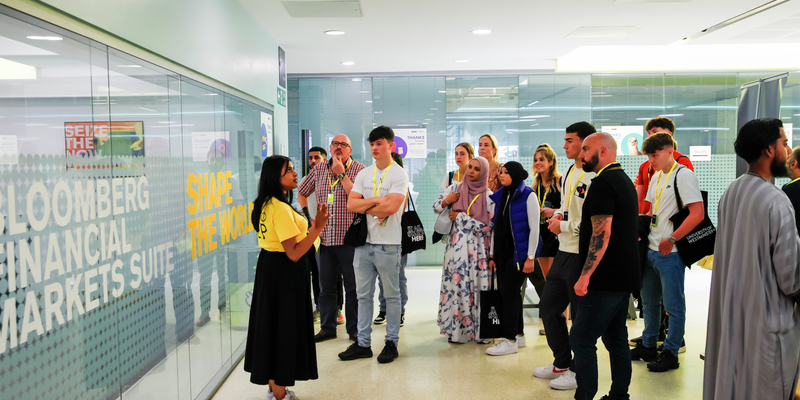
top-left (631, 132), bottom-right (704, 372)
top-left (339, 126), bottom-right (409, 364)
top-left (533, 121), bottom-right (597, 391)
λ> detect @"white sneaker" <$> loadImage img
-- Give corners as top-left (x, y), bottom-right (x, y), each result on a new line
top-left (486, 338), bottom-right (518, 356)
top-left (549, 370), bottom-right (577, 390)
top-left (533, 363), bottom-right (569, 379)
top-left (516, 335), bottom-right (526, 348)
top-left (267, 389), bottom-right (296, 400)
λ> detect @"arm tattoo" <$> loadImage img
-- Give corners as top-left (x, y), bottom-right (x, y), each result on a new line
top-left (581, 215), bottom-right (610, 275)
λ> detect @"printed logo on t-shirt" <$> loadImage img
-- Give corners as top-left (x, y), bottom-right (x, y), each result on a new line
top-left (576, 183), bottom-right (588, 198)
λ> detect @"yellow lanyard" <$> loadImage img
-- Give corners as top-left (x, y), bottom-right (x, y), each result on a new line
top-left (327, 158), bottom-right (352, 191)
top-left (537, 182), bottom-right (551, 207)
top-left (652, 162), bottom-right (677, 214)
top-left (455, 169), bottom-right (461, 182)
top-left (373, 160), bottom-right (394, 197)
top-left (595, 163), bottom-right (615, 177)
top-left (788, 177), bottom-right (800, 186)
top-left (466, 193), bottom-right (481, 215)
top-left (563, 167), bottom-right (586, 209)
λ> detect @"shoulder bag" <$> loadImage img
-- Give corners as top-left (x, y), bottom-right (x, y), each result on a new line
top-left (668, 167), bottom-right (716, 267)
top-left (479, 269), bottom-right (504, 339)
top-left (343, 212), bottom-right (368, 247)
top-left (402, 192), bottom-right (427, 255)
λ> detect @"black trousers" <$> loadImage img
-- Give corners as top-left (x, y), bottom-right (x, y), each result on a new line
top-left (318, 245), bottom-right (357, 335)
top-left (540, 250), bottom-right (582, 370)
top-left (308, 247), bottom-right (344, 310)
top-left (495, 254), bottom-right (527, 341)
top-left (524, 259), bottom-right (546, 305)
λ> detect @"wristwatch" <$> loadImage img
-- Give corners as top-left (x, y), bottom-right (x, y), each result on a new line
top-left (527, 255), bottom-right (535, 260)
top-left (669, 236), bottom-right (677, 244)
top-left (336, 173), bottom-right (345, 180)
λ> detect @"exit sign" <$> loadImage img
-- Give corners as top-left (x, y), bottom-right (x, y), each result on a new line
top-left (277, 87), bottom-right (286, 107)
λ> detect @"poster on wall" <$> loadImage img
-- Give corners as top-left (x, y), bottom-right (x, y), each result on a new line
top-left (602, 126), bottom-right (644, 156)
top-left (65, 121), bottom-right (144, 157)
top-left (192, 131), bottom-right (230, 161)
top-left (0, 135), bottom-right (19, 165)
top-left (689, 146), bottom-right (712, 161)
top-left (278, 46), bottom-right (286, 89)
top-left (392, 128), bottom-right (427, 158)
top-left (261, 112), bottom-right (273, 156)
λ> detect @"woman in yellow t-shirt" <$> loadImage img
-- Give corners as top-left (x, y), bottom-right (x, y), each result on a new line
top-left (243, 155), bottom-right (328, 400)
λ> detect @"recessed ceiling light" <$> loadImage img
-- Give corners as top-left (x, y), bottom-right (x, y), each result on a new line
top-left (438, 90), bottom-right (446, 93)
top-left (325, 30), bottom-right (345, 35)
top-left (116, 64), bottom-right (142, 68)
top-left (359, 90), bottom-right (370, 93)
top-left (352, 78), bottom-right (362, 82)
top-left (27, 35), bottom-right (62, 41)
top-left (201, 93), bottom-right (219, 96)
top-left (341, 61), bottom-right (355, 66)
top-left (660, 114), bottom-right (684, 117)
top-left (454, 60), bottom-right (469, 63)
top-left (446, 77), bottom-right (456, 80)
top-left (471, 30), bottom-right (492, 35)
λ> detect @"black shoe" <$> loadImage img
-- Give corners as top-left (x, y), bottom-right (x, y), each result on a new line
top-left (400, 314), bottom-right (405, 327)
top-left (338, 342), bottom-right (372, 360)
top-left (373, 311), bottom-right (386, 325)
top-left (349, 332), bottom-right (358, 342)
top-left (630, 343), bottom-right (658, 362)
top-left (647, 350), bottom-right (680, 372)
top-left (657, 339), bottom-right (686, 354)
top-left (377, 341), bottom-right (399, 364)
top-left (628, 335), bottom-right (642, 346)
top-left (314, 330), bottom-right (337, 343)
top-left (196, 315), bottom-right (211, 327)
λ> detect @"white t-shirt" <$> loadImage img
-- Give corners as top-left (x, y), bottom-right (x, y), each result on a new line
top-left (352, 162), bottom-right (409, 245)
top-left (646, 165), bottom-right (703, 252)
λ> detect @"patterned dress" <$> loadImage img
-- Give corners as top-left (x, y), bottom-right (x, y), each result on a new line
top-left (434, 183), bottom-right (495, 342)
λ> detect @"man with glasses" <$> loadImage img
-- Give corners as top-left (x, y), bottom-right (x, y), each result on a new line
top-left (299, 134), bottom-right (365, 342)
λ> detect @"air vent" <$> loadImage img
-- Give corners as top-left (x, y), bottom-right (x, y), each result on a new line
top-left (566, 26), bottom-right (640, 38)
top-left (282, 1), bottom-right (363, 18)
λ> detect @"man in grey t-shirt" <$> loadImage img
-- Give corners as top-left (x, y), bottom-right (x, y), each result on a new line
top-left (338, 126), bottom-right (409, 364)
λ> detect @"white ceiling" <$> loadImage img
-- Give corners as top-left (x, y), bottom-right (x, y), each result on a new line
top-left (235, 0), bottom-right (800, 75)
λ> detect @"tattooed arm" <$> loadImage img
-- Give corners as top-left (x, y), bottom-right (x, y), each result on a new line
top-left (574, 215), bottom-right (612, 296)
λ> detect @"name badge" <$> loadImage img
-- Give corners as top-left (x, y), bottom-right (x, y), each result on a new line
top-left (563, 211), bottom-right (569, 222)
top-left (327, 193), bottom-right (335, 204)
top-left (651, 215), bottom-right (658, 227)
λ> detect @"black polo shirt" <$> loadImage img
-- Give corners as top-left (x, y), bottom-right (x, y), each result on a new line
top-left (782, 179), bottom-right (800, 235)
top-left (579, 163), bottom-right (641, 293)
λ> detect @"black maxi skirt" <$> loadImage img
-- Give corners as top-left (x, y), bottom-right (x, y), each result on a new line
top-left (243, 250), bottom-right (318, 386)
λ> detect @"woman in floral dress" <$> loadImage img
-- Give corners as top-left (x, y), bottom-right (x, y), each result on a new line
top-left (433, 156), bottom-right (495, 343)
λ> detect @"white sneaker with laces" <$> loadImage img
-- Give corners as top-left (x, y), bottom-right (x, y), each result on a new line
top-left (516, 335), bottom-right (526, 348)
top-left (486, 338), bottom-right (518, 356)
top-left (549, 370), bottom-right (577, 390)
top-left (533, 363), bottom-right (569, 379)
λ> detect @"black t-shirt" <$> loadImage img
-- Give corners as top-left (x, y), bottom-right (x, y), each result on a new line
top-left (579, 164), bottom-right (641, 293)
top-left (782, 180), bottom-right (800, 235)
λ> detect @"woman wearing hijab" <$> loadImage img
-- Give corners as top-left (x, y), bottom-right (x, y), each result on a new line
top-left (433, 156), bottom-right (496, 344)
top-left (487, 161), bottom-right (540, 356)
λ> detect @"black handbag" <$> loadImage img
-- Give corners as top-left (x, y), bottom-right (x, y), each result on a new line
top-left (668, 167), bottom-right (716, 267)
top-left (479, 270), bottom-right (504, 339)
top-left (401, 193), bottom-right (426, 255)
top-left (343, 212), bottom-right (368, 247)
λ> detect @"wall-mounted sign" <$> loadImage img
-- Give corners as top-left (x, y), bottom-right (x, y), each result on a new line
top-left (191, 131), bottom-right (230, 162)
top-left (0, 135), bottom-right (18, 165)
top-left (602, 125), bottom-right (644, 156)
top-left (261, 112), bottom-right (273, 157)
top-left (277, 87), bottom-right (287, 107)
top-left (278, 46), bottom-right (286, 89)
top-left (690, 146), bottom-right (712, 161)
top-left (393, 128), bottom-right (427, 158)
top-left (64, 121), bottom-right (144, 157)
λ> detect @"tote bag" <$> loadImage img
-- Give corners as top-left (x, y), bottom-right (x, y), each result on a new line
top-left (402, 193), bottom-right (427, 255)
top-left (343, 213), bottom-right (368, 247)
top-left (668, 167), bottom-right (716, 267)
top-left (479, 270), bottom-right (504, 339)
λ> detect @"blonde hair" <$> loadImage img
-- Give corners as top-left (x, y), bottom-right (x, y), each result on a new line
top-left (532, 144), bottom-right (562, 190)
top-left (479, 133), bottom-right (500, 161)
top-left (456, 142), bottom-right (475, 159)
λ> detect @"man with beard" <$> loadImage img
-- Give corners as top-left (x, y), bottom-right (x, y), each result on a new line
top-left (570, 132), bottom-right (639, 400)
top-left (630, 133), bottom-right (704, 372)
top-left (783, 146), bottom-right (800, 235)
top-left (298, 135), bottom-right (365, 342)
top-left (704, 118), bottom-right (800, 400)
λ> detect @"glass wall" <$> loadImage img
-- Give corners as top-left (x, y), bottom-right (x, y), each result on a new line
top-left (289, 72), bottom-right (800, 266)
top-left (0, 9), bottom-right (269, 400)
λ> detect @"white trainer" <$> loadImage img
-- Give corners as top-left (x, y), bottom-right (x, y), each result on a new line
top-left (533, 363), bottom-right (569, 379)
top-left (549, 370), bottom-right (577, 390)
top-left (486, 338), bottom-right (518, 356)
top-left (516, 335), bottom-right (526, 348)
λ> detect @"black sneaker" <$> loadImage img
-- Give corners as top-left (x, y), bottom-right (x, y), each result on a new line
top-left (400, 314), bottom-right (405, 327)
top-left (314, 330), bottom-right (337, 343)
top-left (630, 343), bottom-right (658, 362)
top-left (657, 339), bottom-right (686, 354)
top-left (377, 341), bottom-right (399, 364)
top-left (628, 335), bottom-right (642, 346)
top-left (338, 343), bottom-right (372, 360)
top-left (647, 349), bottom-right (680, 372)
top-left (373, 311), bottom-right (386, 325)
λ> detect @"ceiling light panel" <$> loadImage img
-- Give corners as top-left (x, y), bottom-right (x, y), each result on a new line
top-left (325, 30), bottom-right (346, 35)
top-left (565, 26), bottom-right (640, 38)
top-left (282, 1), bottom-right (362, 18)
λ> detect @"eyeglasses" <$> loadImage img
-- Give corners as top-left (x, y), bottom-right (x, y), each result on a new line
top-left (331, 141), bottom-right (350, 149)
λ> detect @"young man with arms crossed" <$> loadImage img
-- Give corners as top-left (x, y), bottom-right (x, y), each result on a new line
top-left (533, 121), bottom-right (597, 391)
top-left (339, 126), bottom-right (409, 364)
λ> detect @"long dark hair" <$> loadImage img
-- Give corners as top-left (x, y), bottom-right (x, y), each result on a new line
top-left (252, 155), bottom-right (299, 231)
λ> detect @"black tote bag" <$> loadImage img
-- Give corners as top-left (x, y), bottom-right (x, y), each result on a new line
top-left (668, 167), bottom-right (716, 267)
top-left (401, 193), bottom-right (426, 255)
top-left (343, 212), bottom-right (368, 247)
top-left (479, 270), bottom-right (504, 339)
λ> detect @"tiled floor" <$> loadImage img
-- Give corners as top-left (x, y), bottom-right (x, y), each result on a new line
top-left (213, 266), bottom-right (712, 400)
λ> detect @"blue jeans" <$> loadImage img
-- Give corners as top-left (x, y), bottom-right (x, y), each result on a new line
top-left (378, 254), bottom-right (407, 314)
top-left (570, 290), bottom-right (631, 400)
top-left (354, 244), bottom-right (402, 347)
top-left (644, 250), bottom-right (686, 356)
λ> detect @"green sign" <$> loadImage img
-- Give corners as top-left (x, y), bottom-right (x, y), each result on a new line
top-left (277, 87), bottom-right (286, 107)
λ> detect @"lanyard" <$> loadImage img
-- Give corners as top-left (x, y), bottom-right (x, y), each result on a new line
top-left (652, 162), bottom-right (677, 214)
top-left (788, 177), bottom-right (800, 186)
top-left (563, 167), bottom-right (586, 209)
top-left (595, 163), bottom-right (615, 177)
top-left (327, 158), bottom-right (352, 190)
top-left (537, 182), bottom-right (551, 208)
top-left (455, 169), bottom-right (461, 182)
top-left (466, 193), bottom-right (481, 215)
top-left (373, 160), bottom-right (394, 197)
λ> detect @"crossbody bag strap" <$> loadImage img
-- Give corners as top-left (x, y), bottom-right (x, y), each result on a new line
top-left (407, 190), bottom-right (414, 211)
top-left (673, 166), bottom-right (685, 210)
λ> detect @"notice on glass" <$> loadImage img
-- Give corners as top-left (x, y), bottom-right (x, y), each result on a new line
top-left (393, 128), bottom-right (427, 159)
top-left (690, 146), bottom-right (712, 161)
top-left (0, 135), bottom-right (18, 165)
top-left (261, 112), bottom-right (273, 157)
top-left (602, 126), bottom-right (644, 156)
top-left (192, 131), bottom-right (230, 161)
